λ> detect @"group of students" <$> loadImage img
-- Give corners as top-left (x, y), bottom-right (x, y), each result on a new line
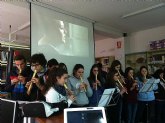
top-left (3, 53), bottom-right (165, 123)
top-left (104, 60), bottom-right (165, 123)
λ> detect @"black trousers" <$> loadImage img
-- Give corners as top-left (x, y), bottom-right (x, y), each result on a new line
top-left (135, 100), bottom-right (155, 123)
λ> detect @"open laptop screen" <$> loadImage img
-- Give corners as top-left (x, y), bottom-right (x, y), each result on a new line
top-left (64, 107), bottom-right (107, 123)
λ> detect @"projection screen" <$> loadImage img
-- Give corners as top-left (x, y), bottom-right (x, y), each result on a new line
top-left (31, 4), bottom-right (94, 77)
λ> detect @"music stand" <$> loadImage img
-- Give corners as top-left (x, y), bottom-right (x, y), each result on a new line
top-left (98, 88), bottom-right (116, 107)
top-left (139, 78), bottom-right (159, 123)
top-left (139, 78), bottom-right (159, 93)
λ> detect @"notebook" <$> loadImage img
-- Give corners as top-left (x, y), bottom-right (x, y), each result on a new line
top-left (64, 107), bottom-right (107, 123)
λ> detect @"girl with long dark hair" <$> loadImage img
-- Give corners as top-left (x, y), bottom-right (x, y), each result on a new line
top-left (87, 64), bottom-right (104, 106)
top-left (43, 67), bottom-right (75, 112)
top-left (125, 67), bottom-right (138, 123)
top-left (105, 70), bottom-right (127, 123)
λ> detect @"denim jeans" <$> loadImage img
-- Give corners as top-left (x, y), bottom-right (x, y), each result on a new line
top-left (127, 103), bottom-right (137, 123)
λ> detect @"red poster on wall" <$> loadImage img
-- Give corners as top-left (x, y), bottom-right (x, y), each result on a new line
top-left (117, 41), bottom-right (121, 48)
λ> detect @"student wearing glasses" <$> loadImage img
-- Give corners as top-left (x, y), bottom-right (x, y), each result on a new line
top-left (25, 53), bottom-right (47, 101)
top-left (5, 54), bottom-right (32, 101)
top-left (67, 64), bottom-right (93, 107)
top-left (87, 64), bottom-right (104, 106)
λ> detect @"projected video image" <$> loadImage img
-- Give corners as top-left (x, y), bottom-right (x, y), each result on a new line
top-left (34, 13), bottom-right (89, 57)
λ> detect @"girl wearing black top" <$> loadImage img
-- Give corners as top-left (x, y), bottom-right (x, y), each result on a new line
top-left (153, 69), bottom-right (165, 123)
top-left (125, 67), bottom-right (138, 123)
top-left (87, 64), bottom-right (104, 106)
top-left (105, 70), bottom-right (127, 123)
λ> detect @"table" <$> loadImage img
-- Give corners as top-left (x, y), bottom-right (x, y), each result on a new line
top-left (35, 113), bottom-right (64, 123)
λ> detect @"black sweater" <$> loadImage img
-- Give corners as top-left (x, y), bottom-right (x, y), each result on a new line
top-left (155, 82), bottom-right (165, 100)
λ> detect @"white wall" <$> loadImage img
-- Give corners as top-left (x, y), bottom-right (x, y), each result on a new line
top-left (125, 25), bottom-right (165, 54)
top-left (95, 37), bottom-right (125, 69)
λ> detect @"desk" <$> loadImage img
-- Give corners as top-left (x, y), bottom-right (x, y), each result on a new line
top-left (35, 114), bottom-right (64, 123)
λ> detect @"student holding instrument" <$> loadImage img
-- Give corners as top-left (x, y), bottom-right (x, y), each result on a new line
top-left (109, 60), bottom-right (127, 123)
top-left (5, 54), bottom-right (32, 101)
top-left (43, 67), bottom-right (75, 112)
top-left (153, 69), bottom-right (165, 123)
top-left (87, 64), bottom-right (104, 106)
top-left (25, 53), bottom-right (47, 101)
top-left (135, 66), bottom-right (158, 123)
top-left (104, 70), bottom-right (127, 123)
top-left (125, 67), bottom-right (138, 123)
top-left (67, 64), bottom-right (93, 107)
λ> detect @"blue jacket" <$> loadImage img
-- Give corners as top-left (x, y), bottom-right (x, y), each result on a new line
top-left (137, 77), bottom-right (158, 101)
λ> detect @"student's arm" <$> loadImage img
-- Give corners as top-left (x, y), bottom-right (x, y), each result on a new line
top-left (45, 88), bottom-right (59, 103)
top-left (85, 79), bottom-right (93, 97)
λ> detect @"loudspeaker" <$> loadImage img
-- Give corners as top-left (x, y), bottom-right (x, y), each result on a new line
top-left (123, 33), bottom-right (127, 37)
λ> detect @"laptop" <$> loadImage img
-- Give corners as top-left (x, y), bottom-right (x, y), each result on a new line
top-left (64, 107), bottom-right (107, 123)
top-left (0, 98), bottom-right (18, 123)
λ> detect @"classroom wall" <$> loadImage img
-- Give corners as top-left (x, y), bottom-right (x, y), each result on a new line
top-left (95, 37), bottom-right (125, 69)
top-left (125, 25), bottom-right (165, 54)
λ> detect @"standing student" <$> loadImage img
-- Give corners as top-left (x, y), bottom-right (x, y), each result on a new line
top-left (87, 64), bottom-right (104, 106)
top-left (153, 69), bottom-right (165, 123)
top-left (67, 64), bottom-right (93, 107)
top-left (109, 60), bottom-right (127, 122)
top-left (125, 67), bottom-right (138, 123)
top-left (110, 60), bottom-right (125, 84)
top-left (43, 67), bottom-right (75, 112)
top-left (97, 63), bottom-right (107, 82)
top-left (26, 53), bottom-right (47, 101)
top-left (135, 66), bottom-right (158, 123)
top-left (105, 69), bottom-right (127, 123)
top-left (5, 54), bottom-right (32, 101)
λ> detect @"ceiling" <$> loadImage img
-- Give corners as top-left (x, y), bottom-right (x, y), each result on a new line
top-left (0, 1), bottom-right (30, 45)
top-left (38, 0), bottom-right (165, 34)
top-left (0, 0), bottom-right (165, 43)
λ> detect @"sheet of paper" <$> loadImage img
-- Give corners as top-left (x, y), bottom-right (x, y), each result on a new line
top-left (98, 88), bottom-right (115, 107)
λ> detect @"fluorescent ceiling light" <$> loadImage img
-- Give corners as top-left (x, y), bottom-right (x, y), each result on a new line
top-left (121, 3), bottom-right (165, 18)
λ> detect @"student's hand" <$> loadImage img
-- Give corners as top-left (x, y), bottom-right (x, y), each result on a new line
top-left (92, 83), bottom-right (97, 89)
top-left (25, 81), bottom-right (31, 89)
top-left (18, 75), bottom-right (26, 84)
top-left (66, 90), bottom-right (74, 96)
top-left (31, 77), bottom-right (42, 89)
top-left (11, 78), bottom-right (19, 85)
top-left (69, 95), bottom-right (76, 102)
top-left (79, 83), bottom-right (87, 91)
top-left (120, 87), bottom-right (127, 95)
top-left (96, 80), bottom-right (101, 86)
